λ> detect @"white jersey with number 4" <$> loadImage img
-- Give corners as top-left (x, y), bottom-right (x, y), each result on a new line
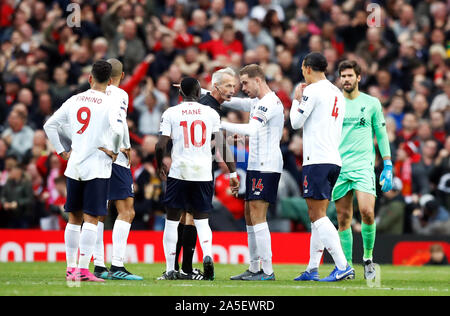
top-left (106, 85), bottom-right (131, 169)
top-left (44, 89), bottom-right (124, 181)
top-left (159, 102), bottom-right (221, 181)
top-left (290, 79), bottom-right (345, 167)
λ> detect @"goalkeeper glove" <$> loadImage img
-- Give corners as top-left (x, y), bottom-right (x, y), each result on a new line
top-left (379, 159), bottom-right (393, 192)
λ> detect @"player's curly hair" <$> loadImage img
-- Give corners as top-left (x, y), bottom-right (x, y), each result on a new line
top-left (91, 60), bottom-right (112, 84)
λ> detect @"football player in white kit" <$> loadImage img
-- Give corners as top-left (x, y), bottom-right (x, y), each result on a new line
top-left (155, 77), bottom-right (239, 280)
top-left (44, 60), bottom-right (124, 282)
top-left (92, 59), bottom-right (142, 281)
top-left (289, 52), bottom-right (355, 282)
top-left (220, 64), bottom-right (284, 281)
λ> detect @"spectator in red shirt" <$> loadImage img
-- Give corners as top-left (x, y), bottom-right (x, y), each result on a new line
top-left (199, 25), bottom-right (243, 61)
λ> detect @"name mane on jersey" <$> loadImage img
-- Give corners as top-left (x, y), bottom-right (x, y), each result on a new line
top-left (76, 95), bottom-right (103, 104)
top-left (182, 108), bottom-right (202, 115)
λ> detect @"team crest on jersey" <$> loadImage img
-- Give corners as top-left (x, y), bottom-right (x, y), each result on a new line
top-left (302, 96), bottom-right (309, 101)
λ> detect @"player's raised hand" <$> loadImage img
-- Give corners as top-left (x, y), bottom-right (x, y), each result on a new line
top-left (157, 164), bottom-right (169, 181)
top-left (379, 159), bottom-right (393, 192)
top-left (294, 83), bottom-right (308, 102)
top-left (98, 147), bottom-right (118, 162)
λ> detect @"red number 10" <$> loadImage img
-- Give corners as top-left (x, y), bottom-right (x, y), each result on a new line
top-left (77, 107), bottom-right (91, 134)
top-left (180, 120), bottom-right (207, 148)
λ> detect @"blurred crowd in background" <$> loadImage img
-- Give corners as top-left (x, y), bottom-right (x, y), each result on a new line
top-left (0, 0), bottom-right (449, 235)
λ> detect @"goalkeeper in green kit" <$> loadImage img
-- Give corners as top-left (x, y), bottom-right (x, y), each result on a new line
top-left (332, 60), bottom-right (393, 280)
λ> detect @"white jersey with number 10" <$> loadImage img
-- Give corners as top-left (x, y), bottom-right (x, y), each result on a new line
top-left (159, 102), bottom-right (221, 182)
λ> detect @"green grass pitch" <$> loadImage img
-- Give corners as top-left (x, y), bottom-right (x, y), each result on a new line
top-left (0, 262), bottom-right (448, 296)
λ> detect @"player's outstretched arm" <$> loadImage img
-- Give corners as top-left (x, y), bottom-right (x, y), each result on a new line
top-left (373, 101), bottom-right (393, 192)
top-left (222, 97), bottom-right (253, 112)
top-left (220, 117), bottom-right (262, 137)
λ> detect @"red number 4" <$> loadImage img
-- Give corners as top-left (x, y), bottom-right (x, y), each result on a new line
top-left (77, 107), bottom-right (91, 134)
top-left (331, 96), bottom-right (339, 119)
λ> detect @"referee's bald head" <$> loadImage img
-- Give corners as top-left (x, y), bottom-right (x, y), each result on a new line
top-left (107, 58), bottom-right (124, 78)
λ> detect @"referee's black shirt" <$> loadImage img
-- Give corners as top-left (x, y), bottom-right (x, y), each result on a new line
top-left (198, 92), bottom-right (229, 118)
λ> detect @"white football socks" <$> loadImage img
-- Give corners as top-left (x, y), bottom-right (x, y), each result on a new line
top-left (313, 216), bottom-right (348, 271)
top-left (253, 222), bottom-right (273, 275)
top-left (65, 223), bottom-right (81, 268)
top-left (194, 219), bottom-right (212, 259)
top-left (247, 225), bottom-right (260, 273)
top-left (163, 219), bottom-right (179, 272)
top-left (93, 221), bottom-right (105, 268)
top-left (112, 220), bottom-right (131, 267)
top-left (306, 221), bottom-right (324, 272)
top-left (78, 222), bottom-right (98, 269)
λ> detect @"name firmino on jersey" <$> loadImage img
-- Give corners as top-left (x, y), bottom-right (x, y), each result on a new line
top-left (76, 95), bottom-right (103, 104)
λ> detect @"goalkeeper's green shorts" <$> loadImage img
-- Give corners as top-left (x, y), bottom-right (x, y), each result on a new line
top-left (331, 168), bottom-right (377, 201)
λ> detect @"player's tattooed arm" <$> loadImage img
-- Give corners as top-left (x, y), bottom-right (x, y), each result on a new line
top-left (155, 135), bottom-right (171, 180)
top-left (214, 131), bottom-right (239, 197)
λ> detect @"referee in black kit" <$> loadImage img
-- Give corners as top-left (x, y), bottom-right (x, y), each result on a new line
top-left (172, 68), bottom-right (240, 280)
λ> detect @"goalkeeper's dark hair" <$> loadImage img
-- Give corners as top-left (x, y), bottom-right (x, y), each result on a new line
top-left (303, 52), bottom-right (328, 73)
top-left (338, 60), bottom-right (362, 77)
top-left (91, 60), bottom-right (112, 84)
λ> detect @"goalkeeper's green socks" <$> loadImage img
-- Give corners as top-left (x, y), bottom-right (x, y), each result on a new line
top-left (338, 227), bottom-right (353, 267)
top-left (361, 222), bottom-right (376, 261)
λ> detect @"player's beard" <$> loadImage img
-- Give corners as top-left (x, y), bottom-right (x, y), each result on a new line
top-left (343, 81), bottom-right (357, 94)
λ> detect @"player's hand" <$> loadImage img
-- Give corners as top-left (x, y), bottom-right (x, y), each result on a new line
top-left (120, 148), bottom-right (131, 166)
top-left (229, 174), bottom-right (240, 197)
top-left (59, 151), bottom-right (71, 161)
top-left (294, 83), bottom-right (308, 102)
top-left (98, 147), bottom-right (118, 162)
top-left (379, 159), bottom-right (393, 192)
top-left (157, 164), bottom-right (169, 181)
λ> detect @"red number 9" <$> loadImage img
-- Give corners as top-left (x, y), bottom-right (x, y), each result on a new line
top-left (77, 107), bottom-right (91, 134)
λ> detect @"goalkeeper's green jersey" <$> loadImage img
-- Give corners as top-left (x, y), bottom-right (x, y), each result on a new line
top-left (339, 92), bottom-right (390, 173)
